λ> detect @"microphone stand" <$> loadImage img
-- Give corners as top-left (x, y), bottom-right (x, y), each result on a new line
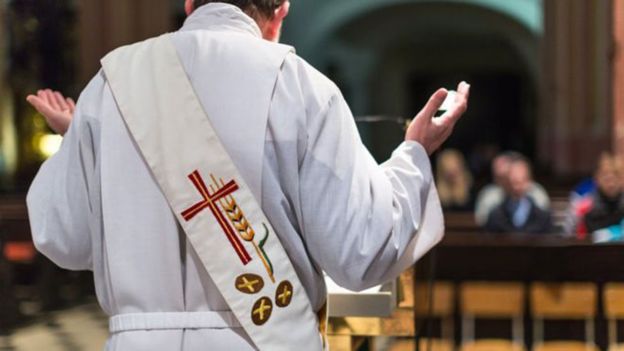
top-left (354, 116), bottom-right (411, 129)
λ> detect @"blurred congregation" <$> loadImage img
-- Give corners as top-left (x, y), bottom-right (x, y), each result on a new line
top-left (2, 0), bottom-right (624, 350)
top-left (433, 148), bottom-right (624, 240)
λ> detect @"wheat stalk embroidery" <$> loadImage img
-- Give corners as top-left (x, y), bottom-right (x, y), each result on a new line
top-left (211, 175), bottom-right (275, 283)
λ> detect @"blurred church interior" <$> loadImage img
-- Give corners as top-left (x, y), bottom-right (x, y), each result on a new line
top-left (1, 0), bottom-right (624, 350)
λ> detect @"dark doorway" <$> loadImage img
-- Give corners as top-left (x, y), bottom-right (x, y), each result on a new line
top-left (408, 72), bottom-right (535, 159)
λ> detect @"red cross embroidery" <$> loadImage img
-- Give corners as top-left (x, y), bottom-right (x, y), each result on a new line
top-left (181, 170), bottom-right (252, 265)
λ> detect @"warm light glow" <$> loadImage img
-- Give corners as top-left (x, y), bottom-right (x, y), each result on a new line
top-left (38, 134), bottom-right (63, 158)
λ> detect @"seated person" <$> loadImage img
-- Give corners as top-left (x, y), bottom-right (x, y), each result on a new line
top-left (485, 157), bottom-right (552, 234)
top-left (584, 153), bottom-right (624, 234)
top-left (475, 152), bottom-right (550, 226)
top-left (436, 149), bottom-right (474, 211)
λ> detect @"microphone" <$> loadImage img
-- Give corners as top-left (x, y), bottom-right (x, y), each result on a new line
top-left (354, 90), bottom-right (456, 126)
top-left (354, 116), bottom-right (409, 124)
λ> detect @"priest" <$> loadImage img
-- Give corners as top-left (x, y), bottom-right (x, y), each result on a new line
top-left (26, 1), bottom-right (469, 350)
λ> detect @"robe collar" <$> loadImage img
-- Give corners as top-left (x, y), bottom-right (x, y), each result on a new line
top-left (180, 3), bottom-right (263, 38)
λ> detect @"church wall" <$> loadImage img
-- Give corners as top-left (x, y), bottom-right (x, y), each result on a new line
top-left (541, 0), bottom-right (612, 176)
top-left (77, 0), bottom-right (174, 86)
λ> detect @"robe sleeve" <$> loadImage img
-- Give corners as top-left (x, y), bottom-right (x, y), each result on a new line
top-left (26, 83), bottom-right (101, 271)
top-left (299, 89), bottom-right (444, 291)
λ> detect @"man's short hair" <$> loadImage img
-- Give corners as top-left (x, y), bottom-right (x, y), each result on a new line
top-left (192, 0), bottom-right (286, 19)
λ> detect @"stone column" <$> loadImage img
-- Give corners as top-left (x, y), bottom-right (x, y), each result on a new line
top-left (614, 0), bottom-right (624, 157)
top-left (0, 3), bottom-right (5, 86)
top-left (77, 0), bottom-right (173, 85)
top-left (541, 0), bottom-right (612, 176)
top-left (0, 1), bottom-right (17, 182)
top-left (0, 1), bottom-right (19, 332)
top-left (0, 4), bottom-right (7, 133)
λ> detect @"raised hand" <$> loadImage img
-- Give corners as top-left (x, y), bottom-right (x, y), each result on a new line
top-left (26, 89), bottom-right (75, 136)
top-left (405, 81), bottom-right (470, 155)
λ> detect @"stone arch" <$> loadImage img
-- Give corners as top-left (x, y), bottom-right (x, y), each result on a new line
top-left (284, 0), bottom-right (543, 163)
top-left (286, 0), bottom-right (542, 64)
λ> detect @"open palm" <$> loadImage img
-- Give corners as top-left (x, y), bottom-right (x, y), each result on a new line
top-left (405, 81), bottom-right (470, 155)
top-left (26, 89), bottom-right (75, 136)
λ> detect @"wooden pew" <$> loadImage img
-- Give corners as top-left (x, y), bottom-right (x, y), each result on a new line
top-left (443, 211), bottom-right (480, 233)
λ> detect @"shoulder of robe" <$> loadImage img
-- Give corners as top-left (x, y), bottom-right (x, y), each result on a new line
top-left (73, 70), bottom-right (108, 123)
top-left (101, 32), bottom-right (293, 75)
top-left (282, 54), bottom-right (343, 121)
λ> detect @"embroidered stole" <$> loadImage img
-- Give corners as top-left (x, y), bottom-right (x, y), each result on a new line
top-left (101, 34), bottom-right (323, 350)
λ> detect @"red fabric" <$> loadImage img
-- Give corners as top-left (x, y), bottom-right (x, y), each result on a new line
top-left (575, 196), bottom-right (594, 240)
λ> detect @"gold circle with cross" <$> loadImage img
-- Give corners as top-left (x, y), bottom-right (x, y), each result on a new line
top-left (251, 296), bottom-right (273, 326)
top-left (275, 280), bottom-right (294, 308)
top-left (235, 274), bottom-right (265, 294)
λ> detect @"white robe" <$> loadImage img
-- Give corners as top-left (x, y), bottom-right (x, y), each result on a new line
top-left (26, 4), bottom-right (443, 350)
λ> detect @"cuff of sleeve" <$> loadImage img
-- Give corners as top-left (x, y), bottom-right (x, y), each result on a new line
top-left (391, 141), bottom-right (433, 182)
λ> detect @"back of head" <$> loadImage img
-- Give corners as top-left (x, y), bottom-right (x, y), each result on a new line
top-left (192, 0), bottom-right (285, 19)
top-left (437, 149), bottom-right (468, 180)
top-left (492, 151), bottom-right (524, 186)
top-left (436, 149), bottom-right (473, 208)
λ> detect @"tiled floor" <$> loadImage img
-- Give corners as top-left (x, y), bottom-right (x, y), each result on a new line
top-left (0, 304), bottom-right (108, 351)
top-left (0, 304), bottom-right (405, 351)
